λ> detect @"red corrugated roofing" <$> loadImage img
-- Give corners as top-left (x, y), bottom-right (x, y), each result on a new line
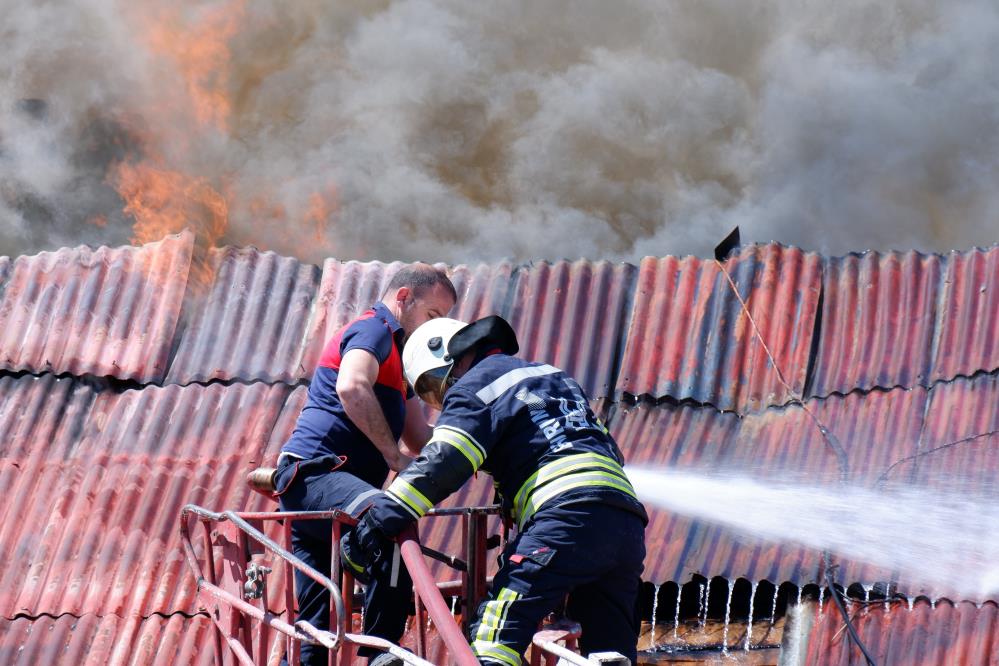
top-left (618, 244), bottom-right (823, 413)
top-left (897, 371), bottom-right (999, 491)
top-left (448, 261), bottom-right (518, 323)
top-left (0, 232), bottom-right (192, 383)
top-left (613, 372), bottom-right (997, 593)
top-left (805, 598), bottom-right (999, 665)
top-left (930, 246), bottom-right (999, 385)
top-left (809, 250), bottom-right (944, 398)
top-left (809, 246), bottom-right (999, 399)
top-left (511, 260), bottom-right (635, 399)
top-left (0, 614), bottom-right (217, 666)
top-left (0, 377), bottom-right (291, 618)
top-left (164, 246), bottom-right (321, 385)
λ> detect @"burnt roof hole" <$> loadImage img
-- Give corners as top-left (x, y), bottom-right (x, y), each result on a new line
top-left (644, 577), bottom-right (800, 628)
top-left (775, 581), bottom-right (800, 618)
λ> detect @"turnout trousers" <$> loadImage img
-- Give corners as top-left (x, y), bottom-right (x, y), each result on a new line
top-left (470, 502), bottom-right (646, 665)
top-left (275, 456), bottom-right (413, 665)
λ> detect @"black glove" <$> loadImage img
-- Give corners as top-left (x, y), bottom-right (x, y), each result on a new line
top-left (339, 529), bottom-right (372, 585)
top-left (339, 514), bottom-right (391, 586)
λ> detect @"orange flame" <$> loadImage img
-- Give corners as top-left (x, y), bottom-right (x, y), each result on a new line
top-left (110, 1), bottom-right (243, 248)
top-left (108, 0), bottom-right (338, 262)
top-left (141, 1), bottom-right (245, 132)
top-left (113, 161), bottom-right (228, 246)
top-left (305, 186), bottom-right (339, 245)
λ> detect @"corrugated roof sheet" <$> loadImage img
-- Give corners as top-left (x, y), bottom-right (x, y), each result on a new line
top-left (0, 375), bottom-right (102, 613)
top-left (0, 378), bottom-right (291, 618)
top-left (510, 260), bottom-right (635, 399)
top-left (613, 372), bottom-right (998, 593)
top-left (0, 614), bottom-right (217, 666)
top-left (0, 232), bottom-right (192, 383)
top-left (164, 246), bottom-right (321, 385)
top-left (448, 261), bottom-right (518, 323)
top-left (930, 246), bottom-right (999, 385)
top-left (617, 244), bottom-right (823, 413)
top-left (809, 250), bottom-right (944, 398)
top-left (805, 598), bottom-right (999, 665)
top-left (898, 371), bottom-right (999, 491)
top-left (809, 246), bottom-right (999, 398)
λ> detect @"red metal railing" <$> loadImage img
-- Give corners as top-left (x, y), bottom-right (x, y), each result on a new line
top-left (179, 502), bottom-right (620, 665)
top-left (179, 503), bottom-right (486, 665)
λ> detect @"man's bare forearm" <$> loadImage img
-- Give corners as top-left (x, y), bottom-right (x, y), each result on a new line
top-left (401, 396), bottom-right (433, 454)
top-left (339, 381), bottom-right (411, 471)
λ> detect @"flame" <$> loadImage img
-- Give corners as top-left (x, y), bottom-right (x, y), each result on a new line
top-left (305, 186), bottom-right (339, 245)
top-left (109, 1), bottom-right (243, 249)
top-left (140, 1), bottom-right (245, 132)
top-left (112, 161), bottom-right (229, 246)
top-left (107, 0), bottom-right (338, 261)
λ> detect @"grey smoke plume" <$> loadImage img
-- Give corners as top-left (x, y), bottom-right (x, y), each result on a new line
top-left (1, 0), bottom-right (997, 263)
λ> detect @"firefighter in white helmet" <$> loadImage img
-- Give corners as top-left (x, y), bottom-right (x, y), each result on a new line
top-left (343, 315), bottom-right (649, 664)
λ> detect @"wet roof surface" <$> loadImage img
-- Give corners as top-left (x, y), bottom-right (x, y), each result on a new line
top-left (806, 597), bottom-right (999, 665)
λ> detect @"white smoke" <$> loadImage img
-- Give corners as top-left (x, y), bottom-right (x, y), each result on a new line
top-left (1, 0), bottom-right (997, 262)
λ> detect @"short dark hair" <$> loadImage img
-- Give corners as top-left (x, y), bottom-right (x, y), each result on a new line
top-left (383, 263), bottom-right (457, 303)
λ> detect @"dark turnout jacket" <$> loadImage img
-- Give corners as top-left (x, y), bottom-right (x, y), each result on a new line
top-left (365, 354), bottom-right (648, 537)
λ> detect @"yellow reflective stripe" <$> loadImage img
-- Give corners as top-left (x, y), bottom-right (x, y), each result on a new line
top-left (385, 489), bottom-right (420, 519)
top-left (512, 453), bottom-right (625, 513)
top-left (386, 477), bottom-right (433, 518)
top-left (512, 453), bottom-right (627, 519)
top-left (341, 548), bottom-right (366, 576)
top-left (471, 640), bottom-right (522, 666)
top-left (474, 587), bottom-right (520, 644)
top-left (475, 588), bottom-right (515, 643)
top-left (433, 425), bottom-right (485, 470)
top-left (518, 471), bottom-right (637, 529)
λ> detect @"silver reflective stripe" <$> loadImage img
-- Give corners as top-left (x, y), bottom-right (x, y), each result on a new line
top-left (344, 489), bottom-right (382, 516)
top-left (390, 543), bottom-right (401, 587)
top-left (475, 364), bottom-right (561, 404)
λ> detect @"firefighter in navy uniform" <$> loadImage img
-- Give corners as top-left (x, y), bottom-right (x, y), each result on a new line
top-left (344, 315), bottom-right (648, 665)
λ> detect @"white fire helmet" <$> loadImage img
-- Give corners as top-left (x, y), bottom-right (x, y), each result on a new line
top-left (403, 317), bottom-right (469, 409)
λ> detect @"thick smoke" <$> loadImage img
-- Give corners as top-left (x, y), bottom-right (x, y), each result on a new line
top-left (1, 0), bottom-right (997, 263)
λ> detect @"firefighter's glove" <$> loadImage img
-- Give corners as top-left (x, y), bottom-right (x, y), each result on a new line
top-left (340, 515), bottom-right (390, 586)
top-left (339, 529), bottom-right (372, 586)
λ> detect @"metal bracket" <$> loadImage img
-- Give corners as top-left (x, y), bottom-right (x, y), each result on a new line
top-left (243, 562), bottom-right (272, 600)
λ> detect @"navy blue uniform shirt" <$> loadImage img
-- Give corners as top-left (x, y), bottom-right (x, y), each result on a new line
top-left (281, 302), bottom-right (411, 488)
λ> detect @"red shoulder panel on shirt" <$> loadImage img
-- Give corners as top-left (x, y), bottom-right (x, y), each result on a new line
top-left (318, 310), bottom-right (406, 396)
